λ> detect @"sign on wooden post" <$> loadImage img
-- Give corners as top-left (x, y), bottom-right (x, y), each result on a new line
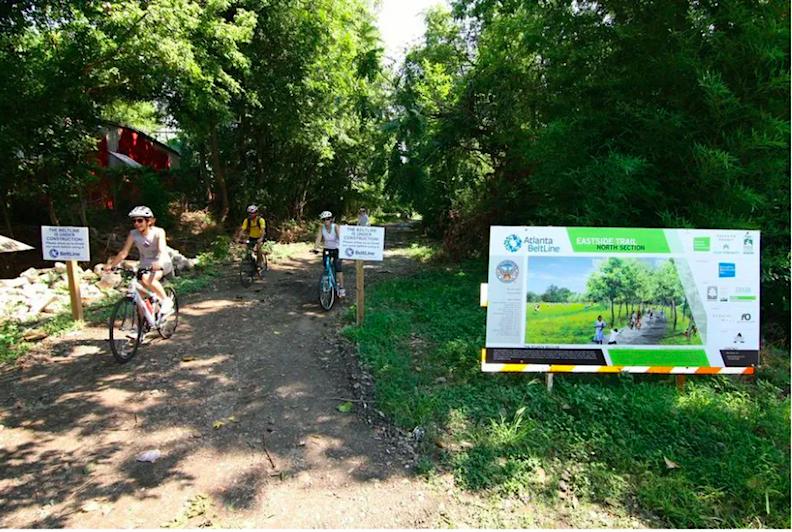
top-left (483, 226), bottom-right (761, 375)
top-left (41, 226), bottom-right (90, 321)
top-left (340, 225), bottom-right (385, 326)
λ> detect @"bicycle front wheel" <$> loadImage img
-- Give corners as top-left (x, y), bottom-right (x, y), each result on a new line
top-left (240, 255), bottom-right (255, 287)
top-left (157, 287), bottom-right (179, 339)
top-left (319, 272), bottom-right (335, 310)
top-left (109, 297), bottom-right (143, 363)
top-left (259, 253), bottom-right (268, 278)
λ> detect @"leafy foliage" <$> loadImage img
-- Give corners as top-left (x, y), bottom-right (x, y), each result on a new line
top-left (385, 0), bottom-right (790, 336)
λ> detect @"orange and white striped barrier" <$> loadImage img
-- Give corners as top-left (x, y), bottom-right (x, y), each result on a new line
top-left (480, 350), bottom-right (754, 374)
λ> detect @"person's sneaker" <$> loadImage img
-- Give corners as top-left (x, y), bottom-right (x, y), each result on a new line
top-left (159, 297), bottom-right (175, 317)
top-left (338, 288), bottom-right (346, 298)
top-left (126, 329), bottom-right (143, 341)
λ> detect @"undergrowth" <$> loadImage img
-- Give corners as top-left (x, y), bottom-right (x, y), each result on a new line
top-left (341, 261), bottom-right (791, 528)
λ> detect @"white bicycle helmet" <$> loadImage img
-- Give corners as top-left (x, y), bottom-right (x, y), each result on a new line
top-left (319, 210), bottom-right (333, 220)
top-left (129, 205), bottom-right (154, 218)
top-left (247, 205), bottom-right (258, 214)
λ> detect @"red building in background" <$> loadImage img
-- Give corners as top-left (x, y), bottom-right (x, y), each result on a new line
top-left (97, 122), bottom-right (180, 170)
top-left (89, 122), bottom-right (181, 210)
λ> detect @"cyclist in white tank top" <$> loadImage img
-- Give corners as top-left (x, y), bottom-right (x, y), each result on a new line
top-left (313, 211), bottom-right (345, 297)
top-left (104, 206), bottom-right (175, 317)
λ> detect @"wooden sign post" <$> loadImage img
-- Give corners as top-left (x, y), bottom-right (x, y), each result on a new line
top-left (41, 226), bottom-right (90, 321)
top-left (65, 260), bottom-right (84, 321)
top-left (356, 260), bottom-right (364, 326)
top-left (340, 225), bottom-right (385, 328)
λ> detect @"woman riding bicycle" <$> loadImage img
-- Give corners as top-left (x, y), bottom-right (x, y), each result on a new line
top-left (104, 206), bottom-right (174, 316)
top-left (313, 210), bottom-right (345, 298)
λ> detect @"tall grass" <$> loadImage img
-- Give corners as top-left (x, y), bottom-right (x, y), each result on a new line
top-left (342, 262), bottom-right (790, 528)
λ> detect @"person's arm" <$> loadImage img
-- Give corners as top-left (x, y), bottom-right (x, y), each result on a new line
top-left (105, 233), bottom-right (135, 272)
top-left (335, 223), bottom-right (342, 240)
top-left (257, 218), bottom-right (265, 244)
top-left (152, 228), bottom-right (168, 270)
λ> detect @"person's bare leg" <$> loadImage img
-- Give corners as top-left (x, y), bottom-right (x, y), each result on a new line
top-left (147, 271), bottom-right (167, 301)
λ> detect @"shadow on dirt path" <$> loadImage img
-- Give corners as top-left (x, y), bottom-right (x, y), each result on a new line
top-left (0, 222), bottom-right (448, 528)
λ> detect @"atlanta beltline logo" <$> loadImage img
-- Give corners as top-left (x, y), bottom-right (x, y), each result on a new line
top-left (504, 234), bottom-right (522, 252)
top-left (504, 234), bottom-right (560, 253)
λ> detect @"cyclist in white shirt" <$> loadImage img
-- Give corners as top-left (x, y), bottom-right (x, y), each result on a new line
top-left (312, 211), bottom-right (345, 298)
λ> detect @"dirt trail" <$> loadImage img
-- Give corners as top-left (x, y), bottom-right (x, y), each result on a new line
top-left (0, 223), bottom-right (451, 529)
top-left (615, 314), bottom-right (667, 345)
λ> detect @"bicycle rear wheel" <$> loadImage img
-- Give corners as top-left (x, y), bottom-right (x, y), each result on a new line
top-left (157, 287), bottom-right (179, 339)
top-left (240, 254), bottom-right (255, 287)
top-left (319, 272), bottom-right (335, 310)
top-left (109, 297), bottom-right (143, 363)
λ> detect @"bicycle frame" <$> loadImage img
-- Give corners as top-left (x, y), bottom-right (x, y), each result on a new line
top-left (126, 275), bottom-right (159, 328)
top-left (323, 254), bottom-right (337, 291)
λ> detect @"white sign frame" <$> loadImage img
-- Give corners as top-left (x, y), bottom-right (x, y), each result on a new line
top-left (339, 225), bottom-right (385, 262)
top-left (41, 226), bottom-right (91, 262)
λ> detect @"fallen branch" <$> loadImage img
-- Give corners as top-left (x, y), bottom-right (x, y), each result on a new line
top-left (261, 436), bottom-right (277, 470)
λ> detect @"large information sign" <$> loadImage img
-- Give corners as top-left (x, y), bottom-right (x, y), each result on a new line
top-left (485, 227), bottom-right (760, 375)
top-left (41, 226), bottom-right (90, 262)
top-left (340, 225), bottom-right (385, 261)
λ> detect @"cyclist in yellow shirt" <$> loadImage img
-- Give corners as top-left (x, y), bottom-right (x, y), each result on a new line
top-left (238, 205), bottom-right (266, 266)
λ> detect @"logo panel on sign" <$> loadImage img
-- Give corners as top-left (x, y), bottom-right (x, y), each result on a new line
top-left (495, 260), bottom-right (519, 283)
top-left (504, 234), bottom-right (522, 253)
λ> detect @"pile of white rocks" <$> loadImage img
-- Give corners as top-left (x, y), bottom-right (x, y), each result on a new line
top-left (0, 247), bottom-right (199, 323)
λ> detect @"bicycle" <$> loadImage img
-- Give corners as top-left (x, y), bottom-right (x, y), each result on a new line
top-left (312, 249), bottom-right (338, 310)
top-left (108, 267), bottom-right (179, 363)
top-left (239, 239), bottom-right (268, 287)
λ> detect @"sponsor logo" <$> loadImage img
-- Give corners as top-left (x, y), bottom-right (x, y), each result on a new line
top-left (743, 232), bottom-right (754, 254)
top-left (719, 263), bottom-right (736, 278)
top-left (741, 313), bottom-right (752, 322)
top-left (706, 286), bottom-right (718, 301)
top-left (495, 260), bottom-right (519, 283)
top-left (345, 248), bottom-right (355, 258)
top-left (504, 234), bottom-right (522, 253)
top-left (49, 248), bottom-right (59, 259)
top-left (693, 237), bottom-right (710, 252)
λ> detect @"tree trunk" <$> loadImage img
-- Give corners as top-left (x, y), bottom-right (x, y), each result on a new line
top-left (672, 300), bottom-right (678, 330)
top-left (0, 186), bottom-right (13, 238)
top-left (47, 193), bottom-right (59, 226)
top-left (78, 187), bottom-right (89, 227)
top-left (209, 121), bottom-right (229, 222)
top-left (610, 299), bottom-right (615, 326)
top-left (199, 142), bottom-right (214, 205)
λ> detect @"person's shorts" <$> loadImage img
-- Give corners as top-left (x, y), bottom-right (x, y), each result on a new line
top-left (247, 237), bottom-right (264, 248)
top-left (323, 248), bottom-right (343, 273)
top-left (139, 261), bottom-right (173, 278)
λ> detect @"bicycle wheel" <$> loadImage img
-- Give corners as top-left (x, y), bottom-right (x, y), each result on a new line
top-left (157, 287), bottom-right (179, 339)
top-left (109, 297), bottom-right (143, 363)
top-left (258, 253), bottom-right (268, 278)
top-left (319, 271), bottom-right (335, 310)
top-left (240, 254), bottom-right (255, 287)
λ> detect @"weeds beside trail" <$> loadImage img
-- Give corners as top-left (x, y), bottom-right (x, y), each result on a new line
top-left (342, 261), bottom-right (791, 528)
